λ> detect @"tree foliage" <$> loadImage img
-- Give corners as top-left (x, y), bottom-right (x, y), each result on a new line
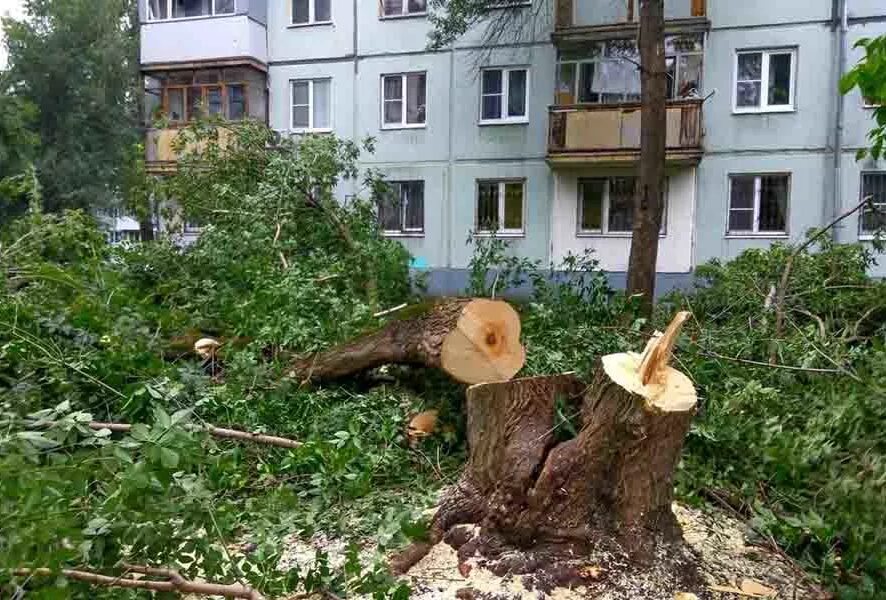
top-left (1, 0), bottom-right (139, 212)
top-left (841, 35), bottom-right (886, 160)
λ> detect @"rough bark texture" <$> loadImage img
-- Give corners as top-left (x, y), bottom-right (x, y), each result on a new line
top-left (290, 299), bottom-right (472, 382)
top-left (627, 0), bottom-right (668, 316)
top-left (393, 360), bottom-right (696, 575)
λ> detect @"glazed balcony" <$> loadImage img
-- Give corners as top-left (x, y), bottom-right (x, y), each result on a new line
top-left (547, 99), bottom-right (704, 166)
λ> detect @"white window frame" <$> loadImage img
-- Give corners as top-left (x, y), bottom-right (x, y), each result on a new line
top-left (379, 0), bottom-right (427, 18)
top-left (479, 66), bottom-right (530, 125)
top-left (380, 72), bottom-right (427, 130)
top-left (290, 78), bottom-right (333, 133)
top-left (475, 179), bottom-right (526, 236)
top-left (379, 180), bottom-right (425, 236)
top-left (290, 0), bottom-right (332, 26)
top-left (147, 0), bottom-right (235, 21)
top-left (733, 49), bottom-right (797, 114)
top-left (859, 171), bottom-right (886, 238)
top-left (726, 173), bottom-right (790, 236)
top-left (576, 177), bottom-right (668, 237)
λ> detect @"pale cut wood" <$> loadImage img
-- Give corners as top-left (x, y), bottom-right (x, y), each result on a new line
top-left (440, 299), bottom-right (525, 384)
top-left (639, 311), bottom-right (691, 385)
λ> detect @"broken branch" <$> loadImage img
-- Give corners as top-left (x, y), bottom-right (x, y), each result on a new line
top-left (84, 422), bottom-right (302, 449)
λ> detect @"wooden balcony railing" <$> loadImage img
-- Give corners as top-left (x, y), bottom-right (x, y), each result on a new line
top-left (145, 127), bottom-right (235, 174)
top-left (547, 99), bottom-right (704, 165)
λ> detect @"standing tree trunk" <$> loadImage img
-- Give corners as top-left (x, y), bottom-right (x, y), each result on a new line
top-left (627, 0), bottom-right (668, 316)
top-left (392, 313), bottom-right (701, 595)
top-left (288, 298), bottom-right (526, 385)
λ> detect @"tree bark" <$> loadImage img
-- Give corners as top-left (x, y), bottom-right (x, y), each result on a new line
top-left (288, 298), bottom-right (525, 385)
top-left (392, 313), bottom-right (697, 577)
top-left (627, 0), bottom-right (668, 317)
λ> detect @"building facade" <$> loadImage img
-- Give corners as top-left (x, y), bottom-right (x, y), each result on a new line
top-left (138, 0), bottom-right (886, 291)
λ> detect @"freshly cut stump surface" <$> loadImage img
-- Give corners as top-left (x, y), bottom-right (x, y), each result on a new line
top-left (392, 313), bottom-right (718, 597)
top-left (289, 298), bottom-right (525, 384)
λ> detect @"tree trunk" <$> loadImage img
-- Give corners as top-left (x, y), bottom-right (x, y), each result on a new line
top-left (288, 298), bottom-right (526, 385)
top-left (627, 0), bottom-right (667, 317)
top-left (392, 313), bottom-right (698, 591)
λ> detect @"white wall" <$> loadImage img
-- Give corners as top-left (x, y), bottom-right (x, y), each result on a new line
top-left (141, 15), bottom-right (268, 65)
top-left (552, 167), bottom-right (696, 273)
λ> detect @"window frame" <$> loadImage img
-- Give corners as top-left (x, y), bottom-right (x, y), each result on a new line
top-left (290, 0), bottom-right (332, 26)
top-left (377, 180), bottom-right (425, 236)
top-left (479, 66), bottom-right (530, 125)
top-left (147, 0), bottom-right (236, 21)
top-left (289, 78), bottom-right (333, 133)
top-left (162, 81), bottom-right (249, 123)
top-left (380, 72), bottom-right (427, 130)
top-left (732, 48), bottom-right (797, 114)
top-left (379, 0), bottom-right (428, 19)
top-left (576, 176), bottom-right (668, 237)
top-left (859, 171), bottom-right (886, 238)
top-left (726, 173), bottom-right (791, 236)
top-left (475, 178), bottom-right (526, 236)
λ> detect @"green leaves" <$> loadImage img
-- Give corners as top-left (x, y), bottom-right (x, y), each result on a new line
top-left (842, 34), bottom-right (886, 159)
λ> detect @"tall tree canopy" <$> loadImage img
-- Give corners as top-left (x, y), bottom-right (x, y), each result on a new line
top-left (841, 36), bottom-right (886, 160)
top-left (1, 0), bottom-right (139, 212)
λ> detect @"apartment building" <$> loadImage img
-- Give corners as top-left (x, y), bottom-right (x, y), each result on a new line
top-left (138, 0), bottom-right (886, 292)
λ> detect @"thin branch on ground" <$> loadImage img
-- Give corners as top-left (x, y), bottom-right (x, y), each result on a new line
top-left (693, 348), bottom-right (848, 376)
top-left (75, 421), bottom-right (301, 449)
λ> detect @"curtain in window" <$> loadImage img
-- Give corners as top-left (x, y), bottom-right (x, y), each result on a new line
top-left (312, 80), bottom-right (331, 129)
top-left (477, 183), bottom-right (499, 230)
top-left (403, 182), bottom-right (424, 231)
top-left (148, 0), bottom-right (168, 19)
top-left (591, 59), bottom-right (641, 101)
top-left (292, 81), bottom-right (310, 128)
top-left (759, 176), bottom-right (787, 232)
top-left (383, 76), bottom-right (403, 123)
top-left (405, 73), bottom-right (426, 124)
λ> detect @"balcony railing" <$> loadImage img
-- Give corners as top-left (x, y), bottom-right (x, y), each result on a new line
top-left (145, 127), bottom-right (235, 174)
top-left (547, 99), bottom-right (703, 165)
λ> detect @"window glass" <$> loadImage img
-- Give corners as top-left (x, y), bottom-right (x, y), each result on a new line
top-left (579, 178), bottom-right (605, 231)
top-left (315, 0), bottom-right (331, 21)
top-left (382, 0), bottom-right (403, 15)
top-left (607, 177), bottom-right (635, 232)
top-left (312, 79), bottom-right (331, 129)
top-left (759, 175), bottom-right (788, 232)
top-left (481, 69), bottom-right (503, 120)
top-left (167, 88), bottom-right (185, 121)
top-left (504, 183), bottom-right (523, 230)
top-left (405, 73), bottom-right (426, 124)
top-left (227, 85), bottom-right (245, 120)
top-left (508, 69), bottom-right (527, 117)
top-left (768, 53), bottom-right (792, 106)
top-left (215, 0), bottom-right (235, 14)
top-left (403, 181), bottom-right (425, 231)
top-left (736, 52), bottom-right (762, 108)
top-left (292, 81), bottom-right (310, 128)
top-left (556, 62), bottom-right (575, 104)
top-left (378, 185), bottom-right (402, 231)
top-left (578, 63), bottom-right (598, 103)
top-left (407, 0), bottom-right (426, 12)
top-left (728, 176), bottom-right (755, 231)
top-left (206, 86), bottom-right (223, 115)
top-left (148, 0), bottom-right (168, 19)
top-left (477, 183), bottom-right (499, 231)
top-left (187, 86), bottom-right (203, 120)
top-left (861, 173), bottom-right (886, 233)
top-left (677, 53), bottom-right (702, 98)
top-left (292, 0), bottom-right (309, 23)
top-left (383, 76), bottom-right (403, 124)
top-left (173, 0), bottom-right (205, 18)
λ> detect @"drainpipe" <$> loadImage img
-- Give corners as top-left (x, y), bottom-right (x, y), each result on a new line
top-left (830, 0), bottom-right (848, 241)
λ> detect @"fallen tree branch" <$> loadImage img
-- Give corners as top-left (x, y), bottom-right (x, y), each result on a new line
top-left (770, 197), bottom-right (872, 364)
top-left (84, 422), bottom-right (302, 449)
top-left (694, 349), bottom-right (847, 375)
top-left (12, 565), bottom-right (264, 599)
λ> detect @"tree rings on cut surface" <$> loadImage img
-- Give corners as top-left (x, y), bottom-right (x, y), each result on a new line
top-left (441, 299), bottom-right (525, 384)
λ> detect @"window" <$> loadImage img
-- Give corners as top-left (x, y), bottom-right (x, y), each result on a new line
top-left (382, 73), bottom-right (426, 128)
top-left (381, 0), bottom-right (427, 17)
top-left (377, 181), bottom-right (425, 235)
top-left (164, 82), bottom-right (248, 122)
top-left (292, 0), bottom-right (331, 25)
top-left (148, 0), bottom-right (234, 20)
top-left (860, 173), bottom-right (886, 235)
top-left (734, 49), bottom-right (795, 113)
top-left (476, 180), bottom-right (525, 234)
top-left (727, 174), bottom-right (789, 234)
top-left (556, 35), bottom-right (703, 105)
top-left (291, 79), bottom-right (332, 131)
top-left (480, 67), bottom-right (528, 123)
top-left (577, 177), bottom-right (667, 235)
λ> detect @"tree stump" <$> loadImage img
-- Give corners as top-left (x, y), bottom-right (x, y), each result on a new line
top-left (393, 313), bottom-right (704, 595)
top-left (289, 298), bottom-right (525, 385)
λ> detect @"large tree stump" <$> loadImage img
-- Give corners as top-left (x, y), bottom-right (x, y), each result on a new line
top-left (393, 313), bottom-right (703, 594)
top-left (289, 298), bottom-right (525, 385)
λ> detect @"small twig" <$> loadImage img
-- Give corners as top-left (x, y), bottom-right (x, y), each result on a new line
top-left (12, 565), bottom-right (264, 599)
top-left (694, 349), bottom-right (847, 375)
top-left (374, 303), bottom-right (408, 318)
top-left (80, 422), bottom-right (302, 449)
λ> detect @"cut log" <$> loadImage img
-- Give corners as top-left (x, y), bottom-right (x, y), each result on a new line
top-left (289, 298), bottom-right (525, 385)
top-left (392, 312), bottom-right (701, 594)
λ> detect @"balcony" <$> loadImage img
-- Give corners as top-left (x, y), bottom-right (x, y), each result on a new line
top-left (547, 99), bottom-right (703, 166)
top-left (145, 127), bottom-right (235, 174)
top-left (141, 14), bottom-right (267, 70)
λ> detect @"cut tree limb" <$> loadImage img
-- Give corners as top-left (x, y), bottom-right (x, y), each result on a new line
top-left (392, 312), bottom-right (697, 575)
top-left (82, 422), bottom-right (301, 449)
top-left (289, 298), bottom-right (525, 385)
top-left (12, 565), bottom-right (264, 599)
